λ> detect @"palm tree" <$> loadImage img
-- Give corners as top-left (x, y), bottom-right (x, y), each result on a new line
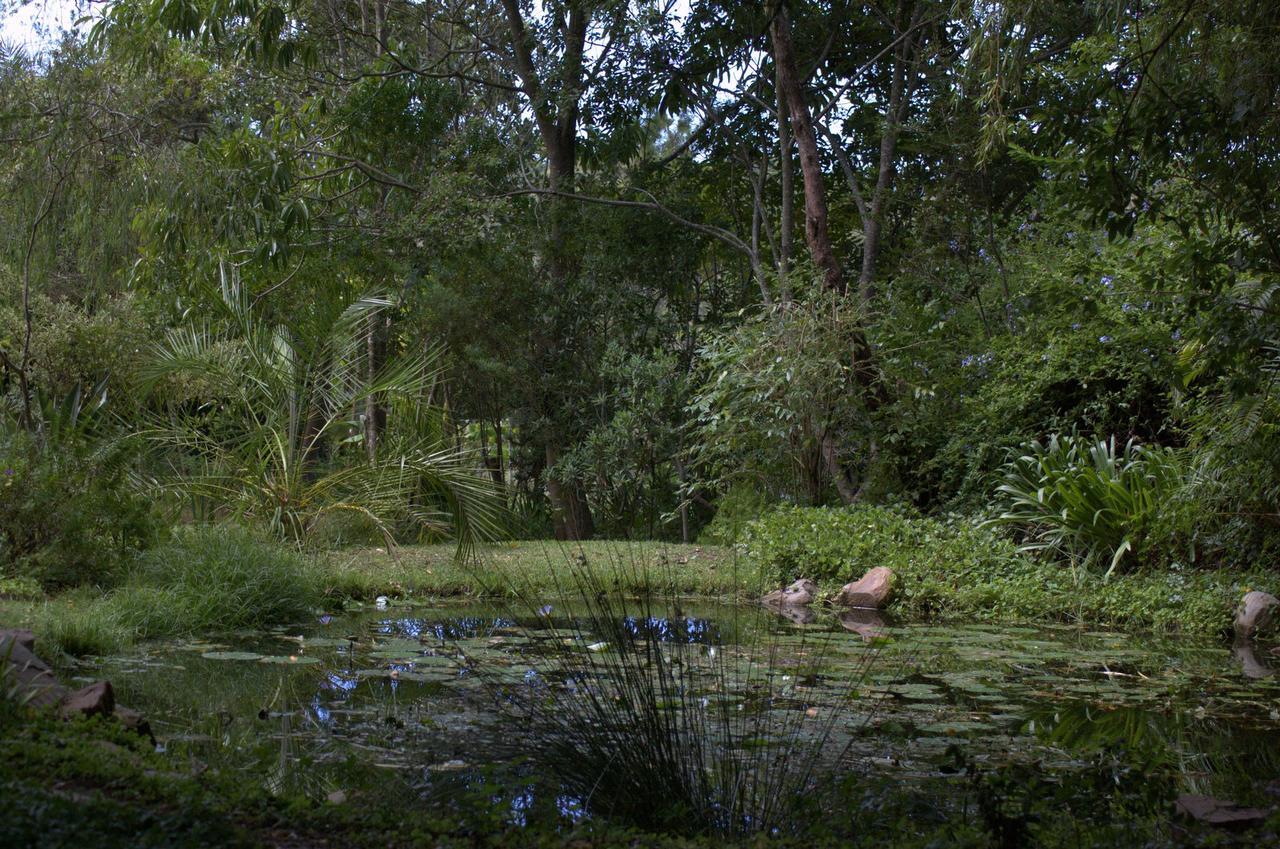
top-left (137, 268), bottom-right (504, 553)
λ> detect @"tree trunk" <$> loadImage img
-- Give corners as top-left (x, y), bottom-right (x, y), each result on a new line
top-left (769, 1), bottom-right (845, 295)
top-left (545, 443), bottom-right (594, 541)
top-left (364, 313), bottom-right (378, 462)
top-left (501, 0), bottom-right (595, 539)
top-left (776, 62), bottom-right (794, 304)
top-left (492, 417), bottom-right (506, 489)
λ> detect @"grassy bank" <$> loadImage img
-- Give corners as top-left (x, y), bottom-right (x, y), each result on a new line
top-left (320, 540), bottom-right (744, 600)
top-left (0, 709), bottom-right (727, 849)
top-left (3, 526), bottom-right (1274, 660)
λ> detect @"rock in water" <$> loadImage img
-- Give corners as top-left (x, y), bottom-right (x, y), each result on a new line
top-left (775, 605), bottom-right (817, 625)
top-left (833, 567), bottom-right (895, 609)
top-left (761, 578), bottom-right (817, 607)
top-left (59, 681), bottom-right (115, 720)
top-left (1235, 591), bottom-right (1279, 638)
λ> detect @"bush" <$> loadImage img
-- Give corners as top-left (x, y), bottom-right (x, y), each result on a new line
top-left (0, 427), bottom-right (158, 590)
top-left (741, 504), bottom-right (1267, 634)
top-left (697, 483), bottom-right (769, 545)
top-left (742, 504), bottom-right (1024, 588)
top-left (988, 434), bottom-right (1184, 576)
top-left (0, 293), bottom-right (159, 406)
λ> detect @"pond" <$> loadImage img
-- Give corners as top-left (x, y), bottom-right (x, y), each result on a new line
top-left (67, 597), bottom-right (1280, 834)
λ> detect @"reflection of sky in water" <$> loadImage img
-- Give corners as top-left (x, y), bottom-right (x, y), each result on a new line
top-left (506, 785), bottom-right (587, 827)
top-left (376, 616), bottom-right (514, 641)
top-left (621, 615), bottom-right (718, 644)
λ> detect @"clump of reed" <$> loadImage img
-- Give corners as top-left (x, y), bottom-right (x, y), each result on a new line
top-left (484, 547), bottom-right (878, 838)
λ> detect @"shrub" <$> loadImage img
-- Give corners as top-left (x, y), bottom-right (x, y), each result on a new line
top-left (697, 483), bottom-right (769, 546)
top-left (740, 503), bottom-right (1264, 634)
top-left (0, 417), bottom-right (158, 590)
top-left (989, 434), bottom-right (1184, 577)
top-left (742, 504), bottom-right (1024, 588)
top-left (0, 293), bottom-right (158, 407)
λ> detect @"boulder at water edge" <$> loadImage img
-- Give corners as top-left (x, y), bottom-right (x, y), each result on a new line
top-left (1234, 591), bottom-right (1279, 638)
top-left (59, 681), bottom-right (115, 720)
top-left (2, 629), bottom-right (153, 743)
top-left (761, 578), bottom-right (817, 608)
top-left (833, 567), bottom-right (895, 609)
top-left (1, 629), bottom-right (65, 708)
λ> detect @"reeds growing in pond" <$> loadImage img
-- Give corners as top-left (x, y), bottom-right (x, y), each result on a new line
top-left (477, 548), bottom-right (881, 837)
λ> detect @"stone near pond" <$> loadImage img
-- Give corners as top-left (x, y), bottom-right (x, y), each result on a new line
top-left (1, 630), bottom-right (67, 708)
top-left (760, 578), bottom-right (817, 608)
top-left (1235, 591), bottom-right (1279, 638)
top-left (59, 681), bottom-right (115, 720)
top-left (833, 567), bottom-right (895, 609)
top-left (114, 706), bottom-right (156, 746)
top-left (2, 629), bottom-right (154, 742)
top-left (839, 609), bottom-right (889, 642)
top-left (1175, 794), bottom-right (1269, 830)
top-left (0, 628), bottom-right (35, 653)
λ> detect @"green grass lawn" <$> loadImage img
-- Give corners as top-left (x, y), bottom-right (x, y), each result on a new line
top-left (319, 540), bottom-right (750, 601)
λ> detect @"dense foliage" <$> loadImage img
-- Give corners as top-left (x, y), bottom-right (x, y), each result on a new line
top-left (1, 1), bottom-right (1278, 578)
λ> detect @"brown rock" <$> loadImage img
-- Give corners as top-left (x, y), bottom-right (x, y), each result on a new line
top-left (833, 567), bottom-right (895, 609)
top-left (115, 706), bottom-right (156, 745)
top-left (761, 579), bottom-right (817, 608)
top-left (0, 629), bottom-right (36, 653)
top-left (0, 636), bottom-right (67, 708)
top-left (58, 681), bottom-right (115, 720)
top-left (1235, 591), bottom-right (1279, 638)
top-left (1175, 794), bottom-right (1268, 830)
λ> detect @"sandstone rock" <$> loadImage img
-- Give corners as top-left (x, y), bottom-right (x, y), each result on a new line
top-left (0, 635), bottom-right (67, 708)
top-left (0, 628), bottom-right (36, 653)
top-left (833, 567), bottom-right (895, 609)
top-left (1235, 591), bottom-right (1279, 638)
top-left (59, 681), bottom-right (115, 720)
top-left (838, 609), bottom-right (889, 642)
top-left (761, 578), bottom-right (817, 608)
top-left (115, 706), bottom-right (156, 745)
top-left (1175, 794), bottom-right (1268, 830)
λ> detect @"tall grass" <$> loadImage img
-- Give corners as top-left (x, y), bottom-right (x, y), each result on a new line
top-left (40, 525), bottom-right (323, 656)
top-left (484, 549), bottom-right (876, 837)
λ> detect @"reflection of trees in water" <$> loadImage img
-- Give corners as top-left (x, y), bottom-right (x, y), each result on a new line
top-left (1030, 701), bottom-right (1280, 799)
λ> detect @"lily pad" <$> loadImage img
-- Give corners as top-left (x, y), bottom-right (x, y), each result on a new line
top-left (259, 655), bottom-right (322, 665)
top-left (201, 651), bottom-right (265, 661)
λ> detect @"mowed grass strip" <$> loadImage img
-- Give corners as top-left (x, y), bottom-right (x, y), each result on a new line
top-left (321, 540), bottom-right (749, 601)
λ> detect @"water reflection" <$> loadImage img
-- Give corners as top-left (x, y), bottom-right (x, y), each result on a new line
top-left (90, 601), bottom-right (1280, 820)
